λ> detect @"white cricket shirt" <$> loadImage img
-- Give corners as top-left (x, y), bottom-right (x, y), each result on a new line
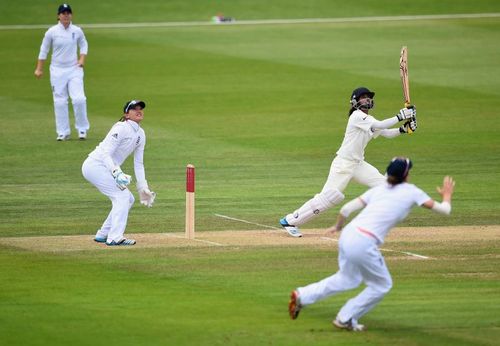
top-left (351, 183), bottom-right (431, 243)
top-left (38, 22), bottom-right (88, 68)
top-left (336, 109), bottom-right (382, 161)
top-left (88, 120), bottom-right (147, 184)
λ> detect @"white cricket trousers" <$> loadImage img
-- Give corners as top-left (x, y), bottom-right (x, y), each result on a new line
top-left (297, 224), bottom-right (393, 323)
top-left (82, 157), bottom-right (135, 243)
top-left (323, 156), bottom-right (386, 193)
top-left (50, 64), bottom-right (89, 136)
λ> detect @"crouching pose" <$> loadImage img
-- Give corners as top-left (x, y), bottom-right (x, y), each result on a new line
top-left (280, 87), bottom-right (417, 237)
top-left (288, 157), bottom-right (455, 331)
top-left (82, 100), bottom-right (156, 246)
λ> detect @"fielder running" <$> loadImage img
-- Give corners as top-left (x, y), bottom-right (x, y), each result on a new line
top-left (35, 4), bottom-right (90, 141)
top-left (288, 157), bottom-right (455, 331)
top-left (82, 100), bottom-right (156, 246)
top-left (280, 87), bottom-right (417, 237)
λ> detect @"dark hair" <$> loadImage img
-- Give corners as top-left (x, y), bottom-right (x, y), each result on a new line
top-left (387, 175), bottom-right (404, 185)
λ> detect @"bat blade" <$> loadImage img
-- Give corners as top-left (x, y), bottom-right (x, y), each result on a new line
top-left (399, 46), bottom-right (413, 134)
top-left (400, 46), bottom-right (410, 106)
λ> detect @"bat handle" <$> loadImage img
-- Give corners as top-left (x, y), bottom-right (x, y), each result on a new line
top-left (404, 102), bottom-right (414, 134)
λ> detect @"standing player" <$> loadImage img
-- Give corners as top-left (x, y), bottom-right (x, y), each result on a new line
top-left (34, 4), bottom-right (90, 141)
top-left (280, 87), bottom-right (417, 237)
top-left (82, 100), bottom-right (156, 246)
top-left (288, 157), bottom-right (455, 331)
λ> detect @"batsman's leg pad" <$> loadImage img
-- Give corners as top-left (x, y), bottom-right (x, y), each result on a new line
top-left (288, 189), bottom-right (344, 226)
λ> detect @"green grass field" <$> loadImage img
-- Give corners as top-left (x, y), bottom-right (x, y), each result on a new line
top-left (0, 1), bottom-right (499, 345)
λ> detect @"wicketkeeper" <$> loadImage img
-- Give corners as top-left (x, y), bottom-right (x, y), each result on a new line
top-left (81, 100), bottom-right (156, 246)
top-left (280, 87), bottom-right (417, 237)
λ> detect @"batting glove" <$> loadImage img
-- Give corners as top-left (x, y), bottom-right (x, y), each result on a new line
top-left (397, 105), bottom-right (416, 121)
top-left (112, 168), bottom-right (132, 190)
top-left (399, 118), bottom-right (418, 133)
top-left (139, 188), bottom-right (156, 208)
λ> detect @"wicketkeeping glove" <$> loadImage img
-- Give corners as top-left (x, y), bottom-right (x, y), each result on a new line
top-left (397, 105), bottom-right (417, 121)
top-left (399, 118), bottom-right (418, 133)
top-left (112, 168), bottom-right (132, 190)
top-left (139, 187), bottom-right (156, 208)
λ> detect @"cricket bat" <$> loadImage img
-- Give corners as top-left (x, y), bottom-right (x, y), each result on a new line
top-left (399, 46), bottom-right (413, 134)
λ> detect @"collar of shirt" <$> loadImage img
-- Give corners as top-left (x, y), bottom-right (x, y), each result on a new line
top-left (125, 120), bottom-right (140, 132)
top-left (57, 22), bottom-right (72, 30)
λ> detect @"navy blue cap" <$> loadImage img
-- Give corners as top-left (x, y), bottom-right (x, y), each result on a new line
top-left (386, 157), bottom-right (413, 180)
top-left (351, 87), bottom-right (375, 100)
top-left (123, 100), bottom-right (146, 113)
top-left (58, 4), bottom-right (72, 14)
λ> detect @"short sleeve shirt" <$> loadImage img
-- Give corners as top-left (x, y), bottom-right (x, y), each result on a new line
top-left (350, 183), bottom-right (431, 243)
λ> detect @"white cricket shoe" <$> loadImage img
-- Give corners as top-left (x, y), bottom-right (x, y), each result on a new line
top-left (94, 236), bottom-right (107, 243)
top-left (78, 131), bottom-right (87, 140)
top-left (56, 134), bottom-right (70, 141)
top-left (333, 317), bottom-right (365, 331)
top-left (280, 217), bottom-right (302, 237)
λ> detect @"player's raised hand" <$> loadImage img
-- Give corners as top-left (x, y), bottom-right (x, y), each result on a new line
top-left (397, 106), bottom-right (416, 121)
top-left (437, 176), bottom-right (455, 201)
top-left (399, 118), bottom-right (417, 133)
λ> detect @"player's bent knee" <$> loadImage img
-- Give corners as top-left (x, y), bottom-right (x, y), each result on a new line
top-left (377, 280), bottom-right (393, 295)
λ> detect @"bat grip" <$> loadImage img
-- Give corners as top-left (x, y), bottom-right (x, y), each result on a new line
top-left (404, 102), bottom-right (414, 134)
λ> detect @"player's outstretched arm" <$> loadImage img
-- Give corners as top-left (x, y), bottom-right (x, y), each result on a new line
top-left (422, 176), bottom-right (455, 215)
top-left (325, 197), bottom-right (366, 234)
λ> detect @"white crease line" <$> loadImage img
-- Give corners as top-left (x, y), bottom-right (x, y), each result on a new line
top-left (320, 236), bottom-right (431, 259)
top-left (1, 13), bottom-right (499, 30)
top-left (214, 213), bottom-right (283, 231)
top-left (381, 248), bottom-right (431, 259)
top-left (162, 233), bottom-right (224, 246)
top-left (216, 214), bottom-right (431, 259)
top-left (320, 236), bottom-right (339, 242)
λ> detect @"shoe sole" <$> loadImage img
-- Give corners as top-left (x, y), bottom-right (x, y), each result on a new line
top-left (333, 319), bottom-right (365, 332)
top-left (94, 237), bottom-right (107, 243)
top-left (106, 240), bottom-right (136, 246)
top-left (288, 291), bottom-right (301, 320)
top-left (280, 218), bottom-right (303, 238)
top-left (285, 228), bottom-right (303, 237)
